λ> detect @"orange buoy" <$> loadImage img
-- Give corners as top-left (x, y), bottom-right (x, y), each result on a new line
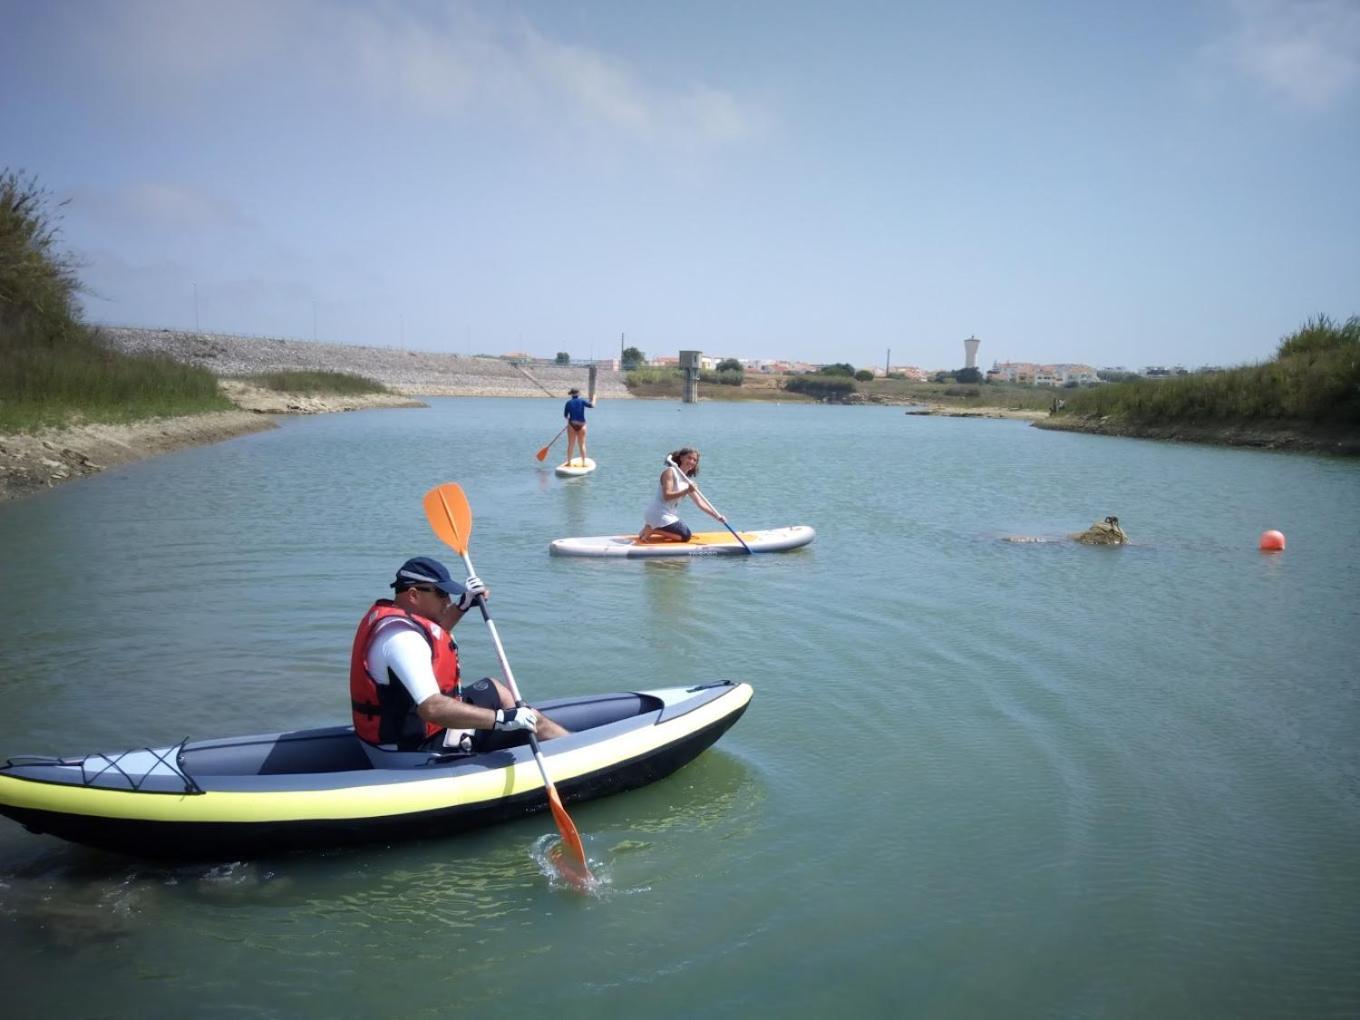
top-left (1259, 530), bottom-right (1286, 552)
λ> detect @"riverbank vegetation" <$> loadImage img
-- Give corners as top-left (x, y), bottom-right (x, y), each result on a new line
top-left (239, 370), bottom-right (388, 396)
top-left (623, 364), bottom-right (1053, 410)
top-left (1051, 316), bottom-right (1359, 426)
top-left (0, 170), bottom-right (230, 432)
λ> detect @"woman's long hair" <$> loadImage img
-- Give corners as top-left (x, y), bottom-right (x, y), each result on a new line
top-left (668, 447), bottom-right (699, 477)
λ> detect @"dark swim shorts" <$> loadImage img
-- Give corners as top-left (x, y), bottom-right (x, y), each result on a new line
top-left (459, 677), bottom-right (533, 753)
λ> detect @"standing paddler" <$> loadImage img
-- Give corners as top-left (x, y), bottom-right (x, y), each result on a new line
top-left (563, 386), bottom-right (594, 467)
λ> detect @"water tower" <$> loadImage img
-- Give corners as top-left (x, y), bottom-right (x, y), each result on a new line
top-left (964, 335), bottom-right (980, 369)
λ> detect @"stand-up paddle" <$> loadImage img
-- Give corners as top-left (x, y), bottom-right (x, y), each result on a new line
top-left (536, 426), bottom-right (567, 462)
top-left (422, 482), bottom-right (594, 887)
top-left (666, 456), bottom-right (752, 554)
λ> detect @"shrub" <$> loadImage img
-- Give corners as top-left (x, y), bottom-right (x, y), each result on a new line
top-left (784, 376), bottom-right (856, 400)
top-left (1277, 314), bottom-right (1358, 360)
top-left (1057, 315), bottom-right (1360, 425)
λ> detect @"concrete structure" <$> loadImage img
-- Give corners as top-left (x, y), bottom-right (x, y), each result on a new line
top-left (679, 349), bottom-right (702, 403)
top-left (964, 335), bottom-right (980, 369)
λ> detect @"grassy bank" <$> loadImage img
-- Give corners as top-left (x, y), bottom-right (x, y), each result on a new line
top-left (239, 370), bottom-right (388, 396)
top-left (1, 170), bottom-right (230, 433)
top-left (858, 378), bottom-right (1054, 410)
top-left (1052, 316), bottom-right (1360, 426)
top-left (1, 328), bottom-right (232, 432)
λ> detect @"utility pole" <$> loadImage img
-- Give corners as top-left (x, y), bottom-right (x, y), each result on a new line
top-left (620, 332), bottom-right (625, 363)
top-left (885, 347), bottom-right (890, 375)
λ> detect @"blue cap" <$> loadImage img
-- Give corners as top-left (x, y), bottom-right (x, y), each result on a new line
top-left (391, 556), bottom-right (460, 594)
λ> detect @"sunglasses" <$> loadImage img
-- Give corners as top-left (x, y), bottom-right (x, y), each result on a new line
top-left (411, 585), bottom-right (450, 599)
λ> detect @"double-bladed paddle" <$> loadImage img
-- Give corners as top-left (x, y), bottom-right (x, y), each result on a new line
top-left (422, 482), bottom-right (594, 887)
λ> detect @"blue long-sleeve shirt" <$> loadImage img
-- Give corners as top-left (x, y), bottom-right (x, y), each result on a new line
top-left (564, 396), bottom-right (593, 423)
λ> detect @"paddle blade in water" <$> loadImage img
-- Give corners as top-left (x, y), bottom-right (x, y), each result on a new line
top-left (546, 785), bottom-right (594, 887)
top-left (535, 445), bottom-right (550, 461)
top-left (423, 483), bottom-right (472, 554)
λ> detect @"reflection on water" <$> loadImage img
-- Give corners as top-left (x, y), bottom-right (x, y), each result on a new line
top-left (0, 750), bottom-right (762, 958)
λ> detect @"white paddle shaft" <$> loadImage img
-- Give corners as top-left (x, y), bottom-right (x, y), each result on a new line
top-left (453, 548), bottom-right (557, 788)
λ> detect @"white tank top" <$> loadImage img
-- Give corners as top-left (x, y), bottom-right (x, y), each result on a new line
top-left (644, 465), bottom-right (691, 527)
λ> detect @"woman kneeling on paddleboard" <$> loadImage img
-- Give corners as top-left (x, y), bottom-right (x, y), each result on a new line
top-left (637, 448), bottom-right (726, 543)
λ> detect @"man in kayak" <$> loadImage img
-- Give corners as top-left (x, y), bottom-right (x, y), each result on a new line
top-left (563, 387), bottom-right (594, 467)
top-left (637, 447), bottom-right (727, 543)
top-left (350, 556), bottom-right (568, 759)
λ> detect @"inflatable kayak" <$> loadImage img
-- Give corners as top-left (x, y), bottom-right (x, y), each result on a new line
top-left (554, 458), bottom-right (596, 477)
top-left (0, 681), bottom-right (752, 860)
top-left (550, 525), bottom-right (815, 558)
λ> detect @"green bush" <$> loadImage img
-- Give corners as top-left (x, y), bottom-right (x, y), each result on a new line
top-left (1058, 315), bottom-right (1360, 424)
top-left (817, 363), bottom-right (855, 377)
top-left (0, 170), bottom-right (82, 339)
top-left (625, 366), bottom-right (680, 386)
top-left (784, 376), bottom-right (856, 400)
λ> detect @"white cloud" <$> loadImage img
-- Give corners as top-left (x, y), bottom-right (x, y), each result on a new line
top-left (76, 0), bottom-right (765, 150)
top-left (1204, 0), bottom-right (1360, 109)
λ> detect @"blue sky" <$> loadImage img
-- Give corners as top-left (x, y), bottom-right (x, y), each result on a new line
top-left (2, 0), bottom-right (1357, 370)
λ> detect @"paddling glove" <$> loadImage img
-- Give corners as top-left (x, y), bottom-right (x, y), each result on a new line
top-left (456, 576), bottom-right (487, 612)
top-left (493, 707), bottom-right (539, 733)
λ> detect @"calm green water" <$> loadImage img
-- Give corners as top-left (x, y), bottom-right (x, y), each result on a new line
top-left (1, 398), bottom-right (1357, 1017)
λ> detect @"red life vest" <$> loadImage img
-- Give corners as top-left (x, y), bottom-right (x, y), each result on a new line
top-left (349, 600), bottom-right (461, 749)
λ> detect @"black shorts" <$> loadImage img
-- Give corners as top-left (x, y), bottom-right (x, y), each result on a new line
top-left (656, 521), bottom-right (692, 541)
top-left (459, 677), bottom-right (532, 753)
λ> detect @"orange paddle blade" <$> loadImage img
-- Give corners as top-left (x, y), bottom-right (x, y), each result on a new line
top-left (535, 445), bottom-right (550, 461)
top-left (422, 483), bottom-right (472, 554)
top-left (546, 785), bottom-right (593, 886)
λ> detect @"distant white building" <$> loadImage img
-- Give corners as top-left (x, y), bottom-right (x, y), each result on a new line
top-left (990, 360), bottom-right (1099, 386)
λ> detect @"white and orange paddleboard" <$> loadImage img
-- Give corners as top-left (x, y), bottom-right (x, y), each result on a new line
top-left (549, 525), bottom-right (815, 557)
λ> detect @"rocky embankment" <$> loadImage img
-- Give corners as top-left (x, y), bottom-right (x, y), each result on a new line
top-left (97, 327), bottom-right (632, 398)
top-left (2, 328), bottom-right (630, 503)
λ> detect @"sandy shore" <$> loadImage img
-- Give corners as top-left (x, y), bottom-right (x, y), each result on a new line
top-left (904, 403), bottom-right (1048, 421)
top-left (0, 387), bottom-right (427, 504)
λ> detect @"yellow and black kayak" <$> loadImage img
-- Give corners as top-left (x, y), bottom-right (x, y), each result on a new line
top-left (0, 681), bottom-right (752, 859)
